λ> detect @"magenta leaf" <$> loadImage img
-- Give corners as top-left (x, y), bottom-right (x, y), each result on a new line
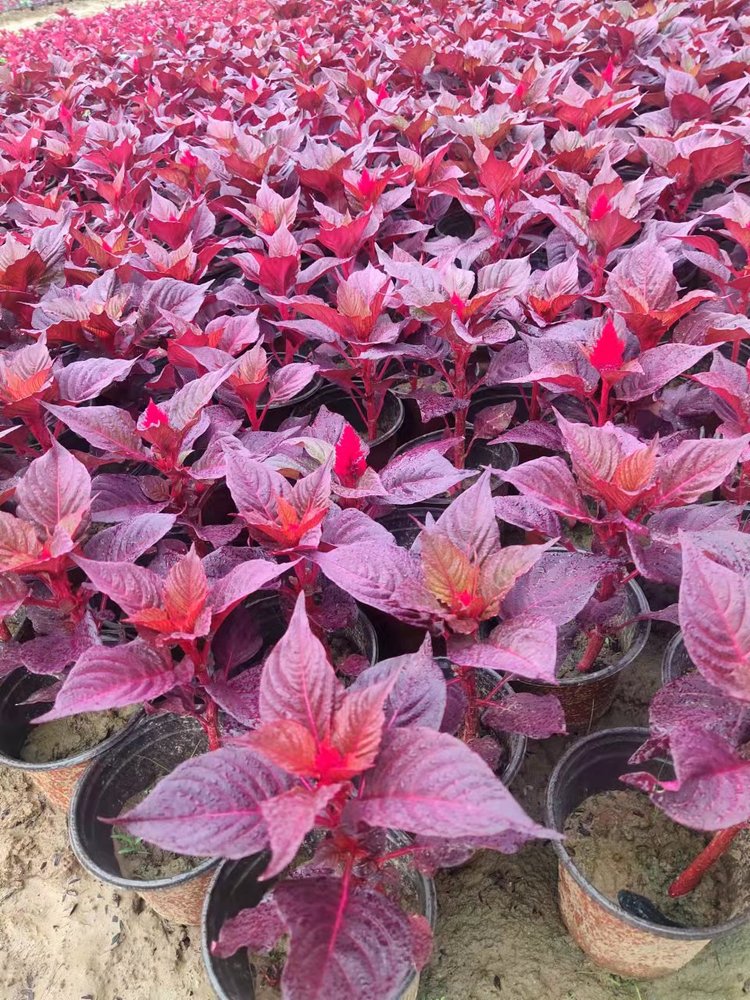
top-left (502, 552), bottom-right (612, 625)
top-left (208, 558), bottom-right (291, 616)
top-left (34, 640), bottom-right (176, 720)
top-left (20, 614), bottom-right (98, 676)
top-left (493, 496), bottom-right (561, 537)
top-left (623, 728), bottom-right (750, 831)
top-left (213, 897), bottom-right (286, 959)
top-left (43, 403), bottom-right (145, 460)
top-left (483, 692), bottom-right (566, 739)
top-left (258, 593), bottom-right (338, 740)
top-left (82, 513), bottom-right (176, 562)
top-left (274, 876), bottom-right (414, 1000)
top-left (73, 556), bottom-right (161, 614)
top-left (56, 357), bottom-right (137, 403)
top-left (260, 785), bottom-right (343, 879)
top-left (16, 441), bottom-right (91, 536)
top-left (649, 673), bottom-right (750, 747)
top-left (205, 667), bottom-right (262, 728)
top-left (679, 539), bottom-right (750, 701)
top-left (448, 615), bottom-right (558, 682)
top-left (347, 726), bottom-right (548, 845)
top-left (350, 636), bottom-right (446, 730)
top-left (115, 747), bottom-right (288, 857)
top-left (502, 456), bottom-right (590, 520)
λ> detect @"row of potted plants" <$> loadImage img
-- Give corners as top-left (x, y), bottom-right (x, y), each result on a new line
top-left (2, 0), bottom-right (750, 995)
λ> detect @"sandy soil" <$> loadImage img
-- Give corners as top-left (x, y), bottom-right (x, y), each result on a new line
top-left (3, 623), bottom-right (750, 999)
top-left (0, 0), bottom-right (144, 34)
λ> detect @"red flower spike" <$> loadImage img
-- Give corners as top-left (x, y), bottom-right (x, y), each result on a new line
top-left (602, 58), bottom-right (616, 85)
top-left (376, 82), bottom-right (388, 105)
top-left (334, 425), bottom-right (368, 487)
top-left (141, 398), bottom-right (169, 429)
top-left (587, 318), bottom-right (625, 374)
top-left (449, 292), bottom-right (467, 321)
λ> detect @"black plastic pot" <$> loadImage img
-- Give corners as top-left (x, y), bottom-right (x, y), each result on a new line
top-left (69, 714), bottom-right (217, 925)
top-left (289, 383), bottom-right (405, 469)
top-left (546, 727), bottom-right (750, 979)
top-left (202, 836), bottom-right (437, 1000)
top-left (661, 631), bottom-right (693, 685)
top-left (390, 429), bottom-right (518, 507)
top-left (0, 667), bottom-right (140, 811)
top-left (245, 592), bottom-right (378, 668)
top-left (377, 504), bottom-right (445, 549)
top-left (516, 580), bottom-right (651, 731)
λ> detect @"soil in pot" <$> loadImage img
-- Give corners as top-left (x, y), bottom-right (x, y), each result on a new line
top-left (564, 788), bottom-right (750, 928)
top-left (557, 629), bottom-right (624, 680)
top-left (20, 704), bottom-right (139, 764)
top-left (112, 786), bottom-right (205, 882)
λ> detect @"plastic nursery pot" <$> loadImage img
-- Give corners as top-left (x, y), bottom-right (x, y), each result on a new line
top-left (289, 382), bottom-right (405, 470)
top-left (69, 714), bottom-right (217, 926)
top-left (516, 579), bottom-right (651, 732)
top-left (245, 592), bottom-right (378, 668)
top-left (0, 667), bottom-right (140, 812)
top-left (202, 836), bottom-right (437, 1000)
top-left (661, 631), bottom-right (694, 685)
top-left (545, 727), bottom-right (750, 979)
top-left (391, 429), bottom-right (518, 507)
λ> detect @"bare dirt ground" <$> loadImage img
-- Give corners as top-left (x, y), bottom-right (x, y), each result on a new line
top-left (2, 624), bottom-right (750, 999)
top-left (0, 0), bottom-right (143, 34)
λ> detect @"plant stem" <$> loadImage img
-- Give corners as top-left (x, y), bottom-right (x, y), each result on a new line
top-left (668, 824), bottom-right (746, 897)
top-left (576, 627), bottom-right (605, 673)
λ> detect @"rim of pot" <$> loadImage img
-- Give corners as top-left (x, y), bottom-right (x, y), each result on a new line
top-left (661, 630), bottom-right (693, 686)
top-left (202, 834), bottom-right (438, 1000)
top-left (0, 668), bottom-right (143, 772)
top-left (528, 578), bottom-right (651, 689)
top-left (68, 714), bottom-right (217, 890)
top-left (545, 726), bottom-right (750, 941)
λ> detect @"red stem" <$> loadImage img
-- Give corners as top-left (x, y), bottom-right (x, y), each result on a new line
top-left (576, 627), bottom-right (605, 673)
top-left (669, 824), bottom-right (746, 897)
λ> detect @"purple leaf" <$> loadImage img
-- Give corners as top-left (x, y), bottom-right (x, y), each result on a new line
top-left (259, 593), bottom-right (338, 741)
top-left (56, 357), bottom-right (137, 403)
top-left (205, 668), bottom-right (262, 728)
top-left (268, 362), bottom-right (318, 404)
top-left (679, 539), bottom-right (750, 701)
top-left (0, 573), bottom-right (28, 617)
top-left (502, 457), bottom-right (590, 520)
top-left (351, 636), bottom-right (446, 730)
top-left (448, 615), bottom-right (558, 682)
top-left (115, 747), bottom-right (288, 857)
top-left (617, 344), bottom-right (715, 402)
top-left (34, 640), bottom-right (176, 720)
top-left (378, 450), bottom-right (473, 505)
top-left (83, 513), bottom-right (176, 562)
top-left (260, 785), bottom-right (342, 879)
top-left (16, 441), bottom-right (91, 535)
top-left (654, 436), bottom-right (749, 509)
top-left (213, 897), bottom-right (286, 959)
top-left (212, 606), bottom-right (263, 673)
top-left (208, 558), bottom-right (291, 616)
top-left (274, 877), bottom-right (414, 1000)
top-left (20, 614), bottom-right (98, 676)
top-left (347, 726), bottom-right (548, 845)
top-left (73, 556), bottom-right (161, 614)
top-left (482, 692), bottom-right (566, 738)
top-left (502, 552), bottom-right (611, 625)
top-left (623, 728), bottom-right (750, 831)
top-left (43, 403), bottom-right (145, 460)
top-left (649, 673), bottom-right (750, 747)
top-left (494, 496), bottom-right (561, 537)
